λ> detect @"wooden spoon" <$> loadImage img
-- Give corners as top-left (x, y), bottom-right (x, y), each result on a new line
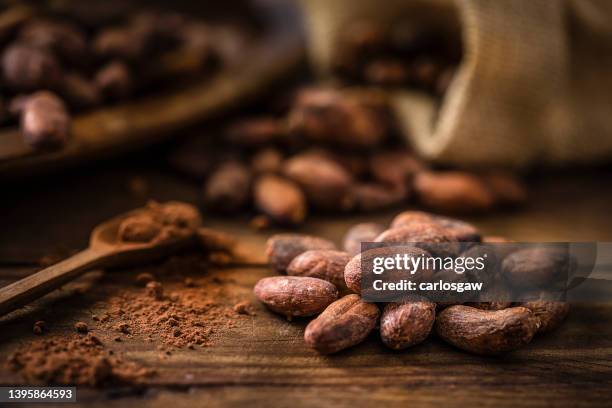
top-left (0, 208), bottom-right (196, 317)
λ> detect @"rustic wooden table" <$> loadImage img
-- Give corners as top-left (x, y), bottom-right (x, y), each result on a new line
top-left (1, 159), bottom-right (611, 408)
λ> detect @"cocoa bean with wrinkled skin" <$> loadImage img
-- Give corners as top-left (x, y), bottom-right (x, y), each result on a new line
top-left (203, 162), bottom-right (252, 213)
top-left (342, 222), bottom-right (385, 256)
top-left (374, 222), bottom-right (460, 258)
top-left (414, 171), bottom-right (496, 213)
top-left (266, 234), bottom-right (336, 273)
top-left (254, 276), bottom-right (338, 319)
top-left (283, 152), bottom-right (354, 211)
top-left (380, 300), bottom-right (436, 350)
top-left (502, 248), bottom-right (571, 288)
top-left (21, 91), bottom-right (70, 149)
top-left (304, 294), bottom-right (380, 354)
top-left (369, 151), bottom-right (423, 190)
top-left (287, 250), bottom-right (351, 293)
top-left (344, 246), bottom-right (433, 295)
top-left (254, 174), bottom-right (306, 225)
top-left (352, 182), bottom-right (407, 212)
top-left (519, 301), bottom-right (570, 334)
top-left (435, 305), bottom-right (540, 355)
top-left (390, 211), bottom-right (481, 242)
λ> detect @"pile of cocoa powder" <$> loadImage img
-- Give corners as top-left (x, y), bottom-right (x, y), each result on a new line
top-left (7, 333), bottom-right (154, 386)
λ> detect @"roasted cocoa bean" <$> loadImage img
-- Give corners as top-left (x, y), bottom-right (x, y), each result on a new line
top-left (481, 171), bottom-right (527, 206)
top-left (254, 174), bottom-right (306, 225)
top-left (380, 300), bottom-right (436, 350)
top-left (435, 305), bottom-right (540, 355)
top-left (251, 148), bottom-right (284, 174)
top-left (342, 222), bottom-right (385, 256)
top-left (518, 300), bottom-right (570, 334)
top-left (287, 250), bottom-right (351, 293)
top-left (266, 234), bottom-right (336, 273)
top-left (414, 171), bottom-right (496, 213)
top-left (374, 223), bottom-right (461, 258)
top-left (203, 162), bottom-right (252, 213)
top-left (390, 210), bottom-right (481, 242)
top-left (2, 43), bottom-right (62, 91)
top-left (369, 150), bottom-right (423, 189)
top-left (352, 182), bottom-right (407, 212)
top-left (253, 276), bottom-right (338, 319)
top-left (20, 91), bottom-right (70, 149)
top-left (304, 294), bottom-right (380, 354)
top-left (502, 248), bottom-right (571, 288)
top-left (283, 152), bottom-right (354, 211)
top-left (224, 117), bottom-right (285, 147)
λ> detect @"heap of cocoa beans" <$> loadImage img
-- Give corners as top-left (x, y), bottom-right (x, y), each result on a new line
top-left (183, 86), bottom-right (526, 226)
top-left (0, 2), bottom-right (232, 150)
top-left (253, 210), bottom-right (569, 355)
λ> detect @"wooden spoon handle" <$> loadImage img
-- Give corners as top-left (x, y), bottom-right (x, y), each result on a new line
top-left (0, 248), bottom-right (111, 316)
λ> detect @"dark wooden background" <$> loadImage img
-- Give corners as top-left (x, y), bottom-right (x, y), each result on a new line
top-left (1, 151), bottom-right (611, 407)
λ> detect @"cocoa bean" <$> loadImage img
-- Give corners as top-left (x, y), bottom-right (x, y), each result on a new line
top-left (380, 300), bottom-right (436, 350)
top-left (342, 222), bottom-right (385, 256)
top-left (502, 248), bottom-right (571, 288)
top-left (254, 276), bottom-right (338, 319)
top-left (254, 174), bottom-right (306, 225)
top-left (518, 301), bottom-right (570, 334)
top-left (352, 182), bottom-right (407, 212)
top-left (2, 43), bottom-right (62, 91)
top-left (287, 250), bottom-right (351, 293)
top-left (414, 171), bottom-right (496, 213)
top-left (304, 294), bottom-right (380, 354)
top-left (203, 162), bottom-right (252, 213)
top-left (20, 91), bottom-right (70, 149)
top-left (391, 211), bottom-right (481, 242)
top-left (225, 117), bottom-right (285, 147)
top-left (435, 305), bottom-right (540, 355)
top-left (266, 234), bottom-right (336, 273)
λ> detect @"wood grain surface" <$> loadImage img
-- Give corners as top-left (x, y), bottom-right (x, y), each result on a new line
top-left (1, 163), bottom-right (611, 407)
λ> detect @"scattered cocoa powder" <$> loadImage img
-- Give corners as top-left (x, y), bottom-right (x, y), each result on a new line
top-left (7, 333), bottom-right (154, 386)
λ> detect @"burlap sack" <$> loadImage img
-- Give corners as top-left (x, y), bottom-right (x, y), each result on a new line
top-left (299, 0), bottom-right (612, 168)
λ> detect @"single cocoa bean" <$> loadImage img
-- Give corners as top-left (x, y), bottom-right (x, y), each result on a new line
top-left (390, 211), bottom-right (480, 243)
top-left (283, 152), bottom-right (354, 211)
top-left (342, 222), bottom-right (385, 256)
top-left (352, 182), bottom-right (407, 212)
top-left (225, 117), bottom-right (286, 147)
top-left (254, 174), bottom-right (306, 225)
top-left (369, 150), bottom-right (423, 189)
top-left (304, 294), bottom-right (380, 354)
top-left (380, 300), bottom-right (436, 350)
top-left (435, 305), bottom-right (540, 355)
top-left (287, 87), bottom-right (389, 149)
top-left (266, 234), bottom-right (336, 273)
top-left (414, 171), bottom-right (496, 213)
top-left (203, 162), bottom-right (252, 213)
top-left (254, 276), bottom-right (338, 319)
top-left (481, 171), bottom-right (527, 206)
top-left (287, 250), bottom-right (351, 293)
top-left (95, 60), bottom-right (132, 100)
top-left (2, 43), bottom-right (62, 91)
top-left (374, 223), bottom-right (460, 258)
top-left (251, 148), bottom-right (284, 174)
top-left (344, 246), bottom-right (434, 295)
top-left (20, 91), bottom-right (70, 149)
top-left (518, 301), bottom-right (570, 334)
top-left (502, 248), bottom-right (570, 288)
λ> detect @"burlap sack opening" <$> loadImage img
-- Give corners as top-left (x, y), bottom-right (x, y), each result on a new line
top-left (299, 0), bottom-right (612, 169)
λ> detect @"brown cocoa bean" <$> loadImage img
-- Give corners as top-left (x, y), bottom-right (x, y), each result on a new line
top-left (391, 211), bottom-right (481, 242)
top-left (95, 60), bottom-right (132, 100)
top-left (225, 117), bottom-right (285, 147)
top-left (287, 250), bottom-right (351, 293)
top-left (266, 234), bottom-right (336, 273)
top-left (251, 148), bottom-right (284, 174)
top-left (254, 174), bottom-right (306, 225)
top-left (19, 19), bottom-right (87, 63)
top-left (344, 246), bottom-right (434, 295)
top-left (374, 223), bottom-right (461, 258)
top-left (304, 294), bottom-right (380, 354)
top-left (21, 91), bottom-right (70, 149)
top-left (518, 301), bottom-right (570, 334)
top-left (481, 171), bottom-right (527, 206)
top-left (2, 43), bottom-right (62, 91)
top-left (380, 300), bottom-right (436, 350)
top-left (203, 162), bottom-right (252, 213)
top-left (369, 150), bottom-right (423, 189)
top-left (352, 183), bottom-right (407, 212)
top-left (502, 248), bottom-right (570, 288)
top-left (342, 222), bottom-right (385, 256)
top-left (435, 305), bottom-right (540, 355)
top-left (414, 171), bottom-right (496, 213)
top-left (283, 152), bottom-right (354, 211)
top-left (287, 87), bottom-right (389, 149)
top-left (254, 276), bottom-right (338, 319)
